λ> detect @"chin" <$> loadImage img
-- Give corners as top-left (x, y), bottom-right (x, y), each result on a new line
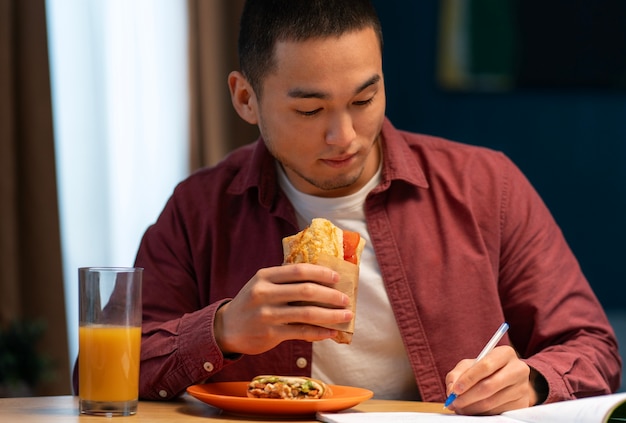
top-left (313, 175), bottom-right (362, 193)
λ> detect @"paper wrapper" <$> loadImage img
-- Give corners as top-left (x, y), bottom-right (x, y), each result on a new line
top-left (289, 253), bottom-right (359, 344)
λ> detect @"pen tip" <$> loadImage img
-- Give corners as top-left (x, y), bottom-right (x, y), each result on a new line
top-left (443, 393), bottom-right (456, 409)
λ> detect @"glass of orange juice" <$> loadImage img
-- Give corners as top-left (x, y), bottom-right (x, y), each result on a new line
top-left (78, 267), bottom-right (142, 416)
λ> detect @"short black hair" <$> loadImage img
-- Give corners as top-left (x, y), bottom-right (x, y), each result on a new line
top-left (238, 0), bottom-right (383, 96)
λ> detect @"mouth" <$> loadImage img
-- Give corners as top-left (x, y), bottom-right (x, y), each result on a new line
top-left (320, 152), bottom-right (358, 168)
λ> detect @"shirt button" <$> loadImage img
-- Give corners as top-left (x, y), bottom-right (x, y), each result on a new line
top-left (296, 357), bottom-right (307, 368)
top-left (203, 361), bottom-right (214, 372)
top-left (158, 389), bottom-right (168, 398)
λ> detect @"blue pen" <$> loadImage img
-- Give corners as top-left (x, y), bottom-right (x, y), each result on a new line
top-left (444, 322), bottom-right (510, 409)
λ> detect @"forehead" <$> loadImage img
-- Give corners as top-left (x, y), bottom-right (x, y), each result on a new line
top-left (265, 28), bottom-right (383, 92)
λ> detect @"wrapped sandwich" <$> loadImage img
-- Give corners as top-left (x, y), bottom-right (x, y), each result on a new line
top-left (282, 218), bottom-right (365, 344)
top-left (247, 375), bottom-right (333, 399)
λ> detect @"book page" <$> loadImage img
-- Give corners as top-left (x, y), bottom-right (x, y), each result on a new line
top-left (318, 393), bottom-right (626, 423)
top-left (501, 393), bottom-right (626, 423)
top-left (317, 411), bottom-right (517, 423)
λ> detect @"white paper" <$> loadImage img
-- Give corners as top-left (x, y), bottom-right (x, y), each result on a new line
top-left (502, 392), bottom-right (626, 423)
top-left (317, 411), bottom-right (516, 422)
top-left (317, 392), bottom-right (626, 423)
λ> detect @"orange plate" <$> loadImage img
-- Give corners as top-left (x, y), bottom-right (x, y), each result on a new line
top-left (187, 381), bottom-right (373, 416)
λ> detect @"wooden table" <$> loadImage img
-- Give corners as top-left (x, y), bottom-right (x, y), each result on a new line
top-left (0, 395), bottom-right (452, 422)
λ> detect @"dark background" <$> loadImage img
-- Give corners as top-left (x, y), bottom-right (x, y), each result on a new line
top-left (372, 1), bottom-right (626, 310)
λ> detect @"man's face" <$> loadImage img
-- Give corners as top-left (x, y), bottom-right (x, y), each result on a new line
top-left (254, 27), bottom-right (386, 198)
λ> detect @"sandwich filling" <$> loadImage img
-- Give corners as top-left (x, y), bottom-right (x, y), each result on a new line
top-left (247, 375), bottom-right (330, 399)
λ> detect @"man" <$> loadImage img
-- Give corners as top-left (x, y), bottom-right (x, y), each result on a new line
top-left (135, 0), bottom-right (621, 415)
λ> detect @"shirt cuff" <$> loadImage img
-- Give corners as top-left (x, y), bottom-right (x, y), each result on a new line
top-left (177, 299), bottom-right (240, 384)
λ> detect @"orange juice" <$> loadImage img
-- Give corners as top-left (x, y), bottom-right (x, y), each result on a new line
top-left (79, 325), bottom-right (141, 402)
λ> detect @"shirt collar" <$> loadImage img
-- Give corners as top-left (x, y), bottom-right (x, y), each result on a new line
top-left (377, 117), bottom-right (429, 191)
top-left (227, 139), bottom-right (279, 210)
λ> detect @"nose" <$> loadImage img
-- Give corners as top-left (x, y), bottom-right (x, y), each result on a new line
top-left (325, 112), bottom-right (356, 146)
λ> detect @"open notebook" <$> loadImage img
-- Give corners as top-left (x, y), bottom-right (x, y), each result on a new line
top-left (318, 392), bottom-right (626, 423)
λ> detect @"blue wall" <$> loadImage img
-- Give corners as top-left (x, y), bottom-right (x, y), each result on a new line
top-left (372, 1), bottom-right (626, 310)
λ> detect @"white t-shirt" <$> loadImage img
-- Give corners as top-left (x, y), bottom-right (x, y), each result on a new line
top-left (277, 163), bottom-right (420, 400)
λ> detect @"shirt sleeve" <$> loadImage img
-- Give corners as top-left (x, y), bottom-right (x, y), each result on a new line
top-left (138, 300), bottom-right (239, 400)
top-left (497, 155), bottom-right (622, 403)
top-left (133, 193), bottom-right (240, 401)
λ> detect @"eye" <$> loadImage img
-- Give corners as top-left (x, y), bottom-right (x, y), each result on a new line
top-left (297, 108), bottom-right (322, 116)
top-left (353, 97), bottom-right (374, 107)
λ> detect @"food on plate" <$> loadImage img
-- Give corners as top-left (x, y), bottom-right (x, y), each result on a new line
top-left (282, 218), bottom-right (364, 344)
top-left (247, 375), bottom-right (333, 399)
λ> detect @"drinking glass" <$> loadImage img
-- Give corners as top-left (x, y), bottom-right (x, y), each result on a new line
top-left (78, 267), bottom-right (142, 416)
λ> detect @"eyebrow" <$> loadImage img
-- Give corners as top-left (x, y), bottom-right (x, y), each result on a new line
top-left (287, 74), bottom-right (381, 99)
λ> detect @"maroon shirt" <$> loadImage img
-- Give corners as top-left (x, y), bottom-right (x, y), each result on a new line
top-left (135, 118), bottom-right (621, 402)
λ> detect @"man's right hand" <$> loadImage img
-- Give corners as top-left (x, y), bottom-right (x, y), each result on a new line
top-left (213, 263), bottom-right (353, 355)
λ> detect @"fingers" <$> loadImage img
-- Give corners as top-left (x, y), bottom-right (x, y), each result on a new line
top-left (445, 359), bottom-right (474, 389)
top-left (251, 266), bottom-right (349, 310)
top-left (217, 302), bottom-right (352, 355)
top-left (264, 263), bottom-right (340, 286)
top-left (273, 303), bottom-right (353, 325)
top-left (276, 323), bottom-right (341, 343)
top-left (445, 346), bottom-right (531, 415)
top-left (214, 264), bottom-right (353, 356)
top-left (453, 383), bottom-right (529, 415)
top-left (445, 347), bottom-right (510, 397)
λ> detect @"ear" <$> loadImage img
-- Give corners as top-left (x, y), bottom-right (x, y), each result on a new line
top-left (228, 71), bottom-right (259, 125)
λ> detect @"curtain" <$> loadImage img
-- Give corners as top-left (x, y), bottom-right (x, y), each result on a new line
top-left (0, 0), bottom-right (70, 396)
top-left (187, 0), bottom-right (259, 170)
top-left (47, 1), bottom-right (190, 373)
